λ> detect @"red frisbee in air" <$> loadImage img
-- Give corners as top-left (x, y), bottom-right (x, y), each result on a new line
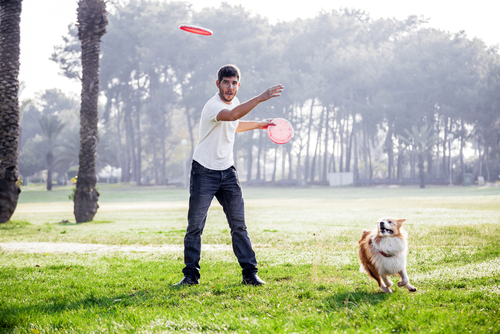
top-left (267, 118), bottom-right (294, 144)
top-left (179, 24), bottom-right (213, 36)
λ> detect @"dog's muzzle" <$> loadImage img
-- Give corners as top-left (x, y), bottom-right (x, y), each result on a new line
top-left (379, 222), bottom-right (394, 234)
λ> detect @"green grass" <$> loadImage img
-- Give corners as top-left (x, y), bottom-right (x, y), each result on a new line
top-left (1, 184), bottom-right (500, 333)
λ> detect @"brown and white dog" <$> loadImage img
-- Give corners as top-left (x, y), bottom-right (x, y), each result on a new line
top-left (358, 217), bottom-right (417, 293)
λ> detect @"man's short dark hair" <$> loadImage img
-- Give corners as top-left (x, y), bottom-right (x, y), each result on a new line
top-left (217, 64), bottom-right (240, 83)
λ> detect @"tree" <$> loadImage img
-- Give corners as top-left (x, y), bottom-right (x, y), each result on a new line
top-left (400, 125), bottom-right (436, 188)
top-left (0, 0), bottom-right (23, 223)
top-left (73, 0), bottom-right (107, 223)
top-left (38, 115), bottom-right (65, 190)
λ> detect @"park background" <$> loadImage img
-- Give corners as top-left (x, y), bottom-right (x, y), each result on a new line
top-left (15, 0), bottom-right (500, 188)
top-left (2, 1), bottom-right (500, 332)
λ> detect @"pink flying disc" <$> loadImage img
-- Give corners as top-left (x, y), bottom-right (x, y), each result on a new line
top-left (179, 24), bottom-right (213, 36)
top-left (267, 118), bottom-right (293, 144)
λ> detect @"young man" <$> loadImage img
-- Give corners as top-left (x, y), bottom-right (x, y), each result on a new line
top-left (174, 64), bottom-right (284, 286)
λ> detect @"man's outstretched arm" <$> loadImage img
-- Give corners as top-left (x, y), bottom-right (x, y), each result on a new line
top-left (236, 120), bottom-right (275, 133)
top-left (217, 85), bottom-right (284, 122)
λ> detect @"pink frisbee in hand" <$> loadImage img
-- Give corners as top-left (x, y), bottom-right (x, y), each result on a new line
top-left (267, 118), bottom-right (293, 144)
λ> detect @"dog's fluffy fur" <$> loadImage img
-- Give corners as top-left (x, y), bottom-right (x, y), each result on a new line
top-left (358, 217), bottom-right (417, 293)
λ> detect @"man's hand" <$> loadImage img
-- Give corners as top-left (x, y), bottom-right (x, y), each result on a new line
top-left (258, 119), bottom-right (276, 129)
top-left (236, 119), bottom-right (275, 132)
top-left (258, 85), bottom-right (284, 102)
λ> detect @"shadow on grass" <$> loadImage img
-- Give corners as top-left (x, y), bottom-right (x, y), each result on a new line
top-left (57, 220), bottom-right (114, 225)
top-left (322, 291), bottom-right (390, 311)
top-left (0, 292), bottom-right (135, 331)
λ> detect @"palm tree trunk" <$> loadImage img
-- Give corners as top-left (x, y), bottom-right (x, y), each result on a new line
top-left (74, 0), bottom-right (107, 223)
top-left (46, 150), bottom-right (53, 191)
top-left (0, 0), bottom-right (22, 223)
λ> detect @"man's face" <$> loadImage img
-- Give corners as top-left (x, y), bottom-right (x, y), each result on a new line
top-left (217, 76), bottom-right (240, 104)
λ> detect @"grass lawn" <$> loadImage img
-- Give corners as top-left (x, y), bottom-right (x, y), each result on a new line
top-left (1, 184), bottom-right (500, 333)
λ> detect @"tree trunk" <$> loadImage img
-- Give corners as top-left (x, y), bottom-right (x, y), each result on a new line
top-left (271, 147), bottom-right (278, 182)
top-left (353, 129), bottom-right (359, 181)
top-left (310, 106), bottom-right (324, 182)
top-left (161, 132), bottom-right (166, 184)
top-left (115, 99), bottom-right (124, 182)
top-left (418, 153), bottom-right (425, 188)
top-left (304, 99), bottom-right (315, 181)
top-left (385, 122), bottom-right (394, 179)
top-left (322, 107), bottom-right (329, 182)
top-left (281, 145), bottom-right (286, 180)
top-left (330, 119), bottom-right (337, 173)
top-left (256, 130), bottom-right (263, 180)
top-left (362, 123), bottom-right (369, 179)
top-left (426, 151), bottom-right (433, 178)
top-left (345, 115), bottom-right (354, 173)
top-left (484, 145), bottom-right (490, 182)
top-left (152, 138), bottom-right (158, 184)
top-left (339, 112), bottom-right (345, 173)
top-left (459, 119), bottom-right (465, 184)
top-left (46, 149), bottom-right (53, 191)
top-left (246, 138), bottom-right (253, 181)
top-left (185, 107), bottom-right (195, 163)
top-left (367, 137), bottom-right (373, 180)
top-left (442, 117), bottom-right (450, 182)
top-left (124, 104), bottom-right (135, 183)
top-left (134, 100), bottom-right (142, 185)
top-left (396, 145), bottom-right (403, 182)
top-left (0, 0), bottom-right (22, 223)
top-left (74, 0), bottom-right (107, 223)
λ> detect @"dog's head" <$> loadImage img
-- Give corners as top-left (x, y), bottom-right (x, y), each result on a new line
top-left (377, 217), bottom-right (406, 237)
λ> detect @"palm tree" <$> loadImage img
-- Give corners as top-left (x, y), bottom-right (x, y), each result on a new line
top-left (73, 0), bottom-right (108, 223)
top-left (0, 0), bottom-right (23, 223)
top-left (400, 125), bottom-right (436, 188)
top-left (38, 115), bottom-right (65, 191)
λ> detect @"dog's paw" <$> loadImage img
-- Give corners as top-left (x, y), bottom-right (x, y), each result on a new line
top-left (406, 284), bottom-right (417, 292)
top-left (397, 280), bottom-right (408, 288)
top-left (386, 279), bottom-right (393, 288)
top-left (381, 286), bottom-right (392, 293)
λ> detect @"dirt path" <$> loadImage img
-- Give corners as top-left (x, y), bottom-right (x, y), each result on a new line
top-left (0, 242), bottom-right (232, 254)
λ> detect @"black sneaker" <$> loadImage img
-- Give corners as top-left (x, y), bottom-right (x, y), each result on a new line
top-left (242, 274), bottom-right (266, 286)
top-left (173, 276), bottom-right (199, 286)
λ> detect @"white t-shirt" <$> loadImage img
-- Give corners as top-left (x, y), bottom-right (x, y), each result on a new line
top-left (192, 92), bottom-right (240, 170)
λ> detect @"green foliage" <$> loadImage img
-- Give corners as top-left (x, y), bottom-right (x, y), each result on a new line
top-left (68, 187), bottom-right (76, 201)
top-left (18, 134), bottom-right (46, 177)
top-left (38, 114), bottom-right (65, 147)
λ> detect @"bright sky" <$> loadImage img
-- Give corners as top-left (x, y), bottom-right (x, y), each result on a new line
top-left (19, 0), bottom-right (500, 100)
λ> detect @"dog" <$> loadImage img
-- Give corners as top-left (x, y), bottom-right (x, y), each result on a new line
top-left (358, 217), bottom-right (417, 293)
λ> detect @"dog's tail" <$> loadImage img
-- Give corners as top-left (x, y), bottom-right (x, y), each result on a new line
top-left (358, 229), bottom-right (371, 244)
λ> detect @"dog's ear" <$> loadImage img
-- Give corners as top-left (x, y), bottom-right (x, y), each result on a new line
top-left (396, 218), bottom-right (406, 225)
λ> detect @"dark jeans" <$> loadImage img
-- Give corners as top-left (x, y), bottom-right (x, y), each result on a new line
top-left (182, 160), bottom-right (258, 279)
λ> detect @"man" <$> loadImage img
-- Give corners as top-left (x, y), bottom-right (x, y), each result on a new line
top-left (174, 64), bottom-right (284, 286)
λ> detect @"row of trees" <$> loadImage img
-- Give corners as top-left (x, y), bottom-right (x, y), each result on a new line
top-left (46, 1), bottom-right (499, 189)
top-left (4, 1), bottom-right (500, 223)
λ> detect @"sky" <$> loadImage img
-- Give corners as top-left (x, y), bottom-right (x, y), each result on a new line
top-left (18, 0), bottom-right (500, 100)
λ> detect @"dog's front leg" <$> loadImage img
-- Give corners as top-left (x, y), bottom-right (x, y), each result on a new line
top-left (381, 275), bottom-right (393, 288)
top-left (398, 269), bottom-right (417, 292)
